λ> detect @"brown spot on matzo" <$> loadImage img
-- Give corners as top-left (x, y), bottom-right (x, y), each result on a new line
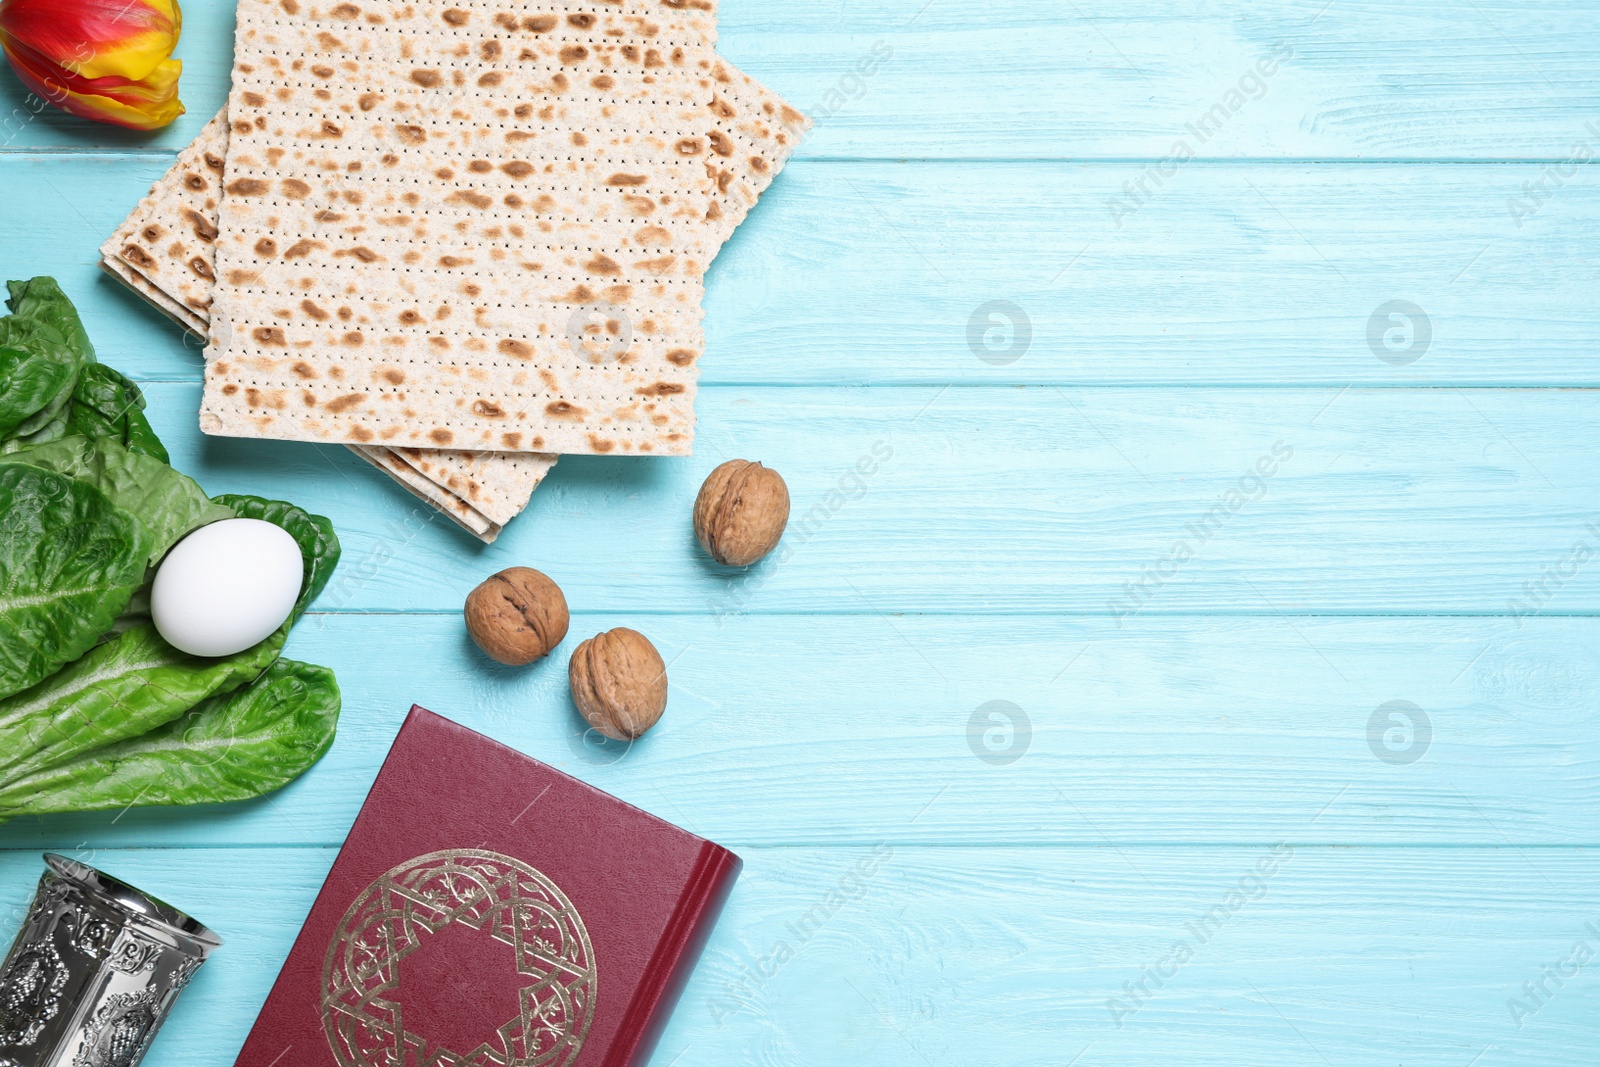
top-left (588, 435), bottom-right (616, 453)
top-left (636, 225), bottom-right (671, 245)
top-left (524, 14), bottom-right (557, 32)
top-left (280, 0), bottom-right (298, 12)
top-left (349, 425), bottom-right (374, 442)
top-left (472, 400), bottom-right (506, 418)
top-left (141, 224), bottom-right (164, 242)
top-left (335, 247), bottom-right (381, 262)
top-left (241, 91), bottom-right (265, 107)
top-left (480, 40), bottom-right (502, 61)
top-left (438, 255), bottom-right (472, 267)
top-left (448, 190), bottom-right (493, 209)
top-left (280, 178), bottom-right (312, 199)
top-left (501, 161), bottom-right (533, 179)
top-left (666, 348), bottom-right (698, 366)
top-left (283, 239), bottom-right (323, 259)
top-left (708, 131), bottom-right (733, 157)
top-left (292, 362), bottom-right (318, 379)
top-left (546, 401), bottom-right (586, 419)
top-left (501, 432), bottom-right (523, 448)
top-left (607, 173), bottom-right (648, 187)
top-left (227, 270), bottom-right (261, 285)
top-left (188, 257), bottom-right (214, 281)
top-left (325, 394), bottom-right (364, 414)
top-left (429, 428), bottom-right (454, 445)
top-left (675, 138), bottom-right (703, 156)
top-left (255, 238), bottom-right (278, 256)
top-left (222, 384), bottom-right (239, 396)
top-left (120, 245), bottom-right (155, 269)
top-left (442, 7), bottom-right (469, 24)
top-left (301, 300), bottom-right (329, 321)
top-left (635, 254), bottom-right (676, 272)
top-left (584, 254), bottom-right (622, 276)
top-left (227, 179), bottom-right (269, 196)
top-left (477, 72), bottom-right (503, 87)
top-left (311, 65), bottom-right (334, 78)
top-left (468, 160), bottom-right (493, 173)
top-left (591, 75), bottom-right (615, 90)
top-left (342, 332), bottom-right (364, 347)
top-left (253, 328), bottom-right (287, 346)
top-left (183, 209), bottom-right (218, 241)
top-left (566, 13), bottom-right (595, 28)
top-left (395, 124), bottom-right (427, 144)
top-left (637, 382), bottom-right (686, 396)
top-left (399, 310), bottom-right (422, 325)
top-left (330, 1), bottom-right (358, 15)
top-left (359, 92), bottom-right (382, 111)
top-left (410, 70), bottom-right (442, 87)
top-left (382, 369), bottom-right (406, 385)
top-left (498, 339), bottom-right (534, 359)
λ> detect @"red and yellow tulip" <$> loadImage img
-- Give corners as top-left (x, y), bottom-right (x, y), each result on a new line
top-left (0, 0), bottom-right (184, 131)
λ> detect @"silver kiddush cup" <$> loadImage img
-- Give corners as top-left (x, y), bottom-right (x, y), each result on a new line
top-left (0, 854), bottom-right (221, 1067)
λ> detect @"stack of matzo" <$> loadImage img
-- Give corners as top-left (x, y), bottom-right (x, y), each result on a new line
top-left (102, 0), bottom-right (808, 541)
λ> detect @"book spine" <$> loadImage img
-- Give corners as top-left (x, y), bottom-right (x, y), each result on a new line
top-left (604, 842), bottom-right (742, 1067)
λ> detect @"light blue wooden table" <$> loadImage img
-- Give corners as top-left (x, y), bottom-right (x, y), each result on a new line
top-left (3, 2), bottom-right (1599, 1063)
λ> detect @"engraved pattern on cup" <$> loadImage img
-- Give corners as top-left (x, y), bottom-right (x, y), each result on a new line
top-left (0, 855), bottom-right (220, 1067)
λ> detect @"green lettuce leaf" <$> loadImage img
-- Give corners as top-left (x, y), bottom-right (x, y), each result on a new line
top-left (0, 464), bottom-right (150, 702)
top-left (0, 622), bottom-right (285, 787)
top-left (213, 494), bottom-right (341, 617)
top-left (0, 658), bottom-right (339, 819)
top-left (5, 277), bottom-right (95, 362)
top-left (7, 437), bottom-right (232, 567)
top-left (0, 279), bottom-right (92, 441)
top-left (62, 364), bottom-right (168, 463)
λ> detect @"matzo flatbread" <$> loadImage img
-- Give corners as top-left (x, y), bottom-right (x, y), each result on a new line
top-left (350, 443), bottom-right (502, 539)
top-left (202, 0), bottom-right (726, 456)
top-left (101, 32), bottom-right (807, 532)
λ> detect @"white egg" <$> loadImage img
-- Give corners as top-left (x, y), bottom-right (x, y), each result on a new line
top-left (151, 519), bottom-right (304, 657)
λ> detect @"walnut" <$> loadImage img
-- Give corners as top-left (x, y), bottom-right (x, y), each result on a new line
top-left (569, 628), bottom-right (667, 740)
top-left (464, 567), bottom-right (569, 666)
top-left (693, 459), bottom-right (790, 567)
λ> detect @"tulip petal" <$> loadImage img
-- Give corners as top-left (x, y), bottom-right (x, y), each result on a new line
top-left (0, 0), bottom-right (181, 82)
top-left (0, 0), bottom-right (183, 130)
top-left (2, 36), bottom-right (183, 131)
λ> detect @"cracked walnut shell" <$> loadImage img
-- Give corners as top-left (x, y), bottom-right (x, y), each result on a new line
top-left (569, 628), bottom-right (668, 741)
top-left (693, 459), bottom-right (790, 567)
top-left (465, 567), bottom-right (570, 666)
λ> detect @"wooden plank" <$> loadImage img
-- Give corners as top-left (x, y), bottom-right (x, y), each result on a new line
top-left (0, 846), bottom-right (1591, 1066)
top-left (100, 381), bottom-right (1600, 616)
top-left (2, 614), bottom-right (1595, 848)
top-left (8, 155), bottom-right (1598, 386)
top-left (4, 1), bottom-right (1600, 159)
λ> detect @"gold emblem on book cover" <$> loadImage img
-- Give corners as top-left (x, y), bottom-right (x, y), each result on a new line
top-left (321, 849), bottom-right (597, 1067)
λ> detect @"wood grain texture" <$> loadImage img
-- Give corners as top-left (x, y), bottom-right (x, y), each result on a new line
top-left (103, 381), bottom-right (1600, 615)
top-left (0, 847), bottom-right (1593, 1067)
top-left (8, 156), bottom-right (1600, 386)
top-left (1, 614), bottom-right (1594, 848)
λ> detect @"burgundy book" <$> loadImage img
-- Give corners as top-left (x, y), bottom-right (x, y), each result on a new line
top-left (234, 706), bottom-right (741, 1067)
